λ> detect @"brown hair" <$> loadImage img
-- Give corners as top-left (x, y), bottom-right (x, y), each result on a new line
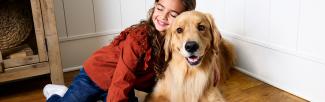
top-left (144, 0), bottom-right (196, 78)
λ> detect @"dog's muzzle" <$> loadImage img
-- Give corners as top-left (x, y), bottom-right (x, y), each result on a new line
top-left (185, 41), bottom-right (202, 66)
top-left (185, 41), bottom-right (199, 53)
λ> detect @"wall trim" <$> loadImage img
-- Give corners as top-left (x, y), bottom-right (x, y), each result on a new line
top-left (59, 29), bottom-right (121, 42)
top-left (234, 66), bottom-right (309, 101)
top-left (63, 66), bottom-right (82, 72)
top-left (221, 30), bottom-right (325, 65)
top-left (62, 65), bottom-right (310, 101)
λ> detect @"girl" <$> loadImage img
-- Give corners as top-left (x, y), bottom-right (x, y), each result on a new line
top-left (43, 0), bottom-right (196, 102)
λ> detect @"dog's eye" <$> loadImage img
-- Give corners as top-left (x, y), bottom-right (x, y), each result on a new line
top-left (176, 28), bottom-right (183, 33)
top-left (198, 25), bottom-right (205, 31)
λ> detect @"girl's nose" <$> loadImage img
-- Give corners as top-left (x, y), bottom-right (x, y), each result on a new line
top-left (161, 11), bottom-right (168, 20)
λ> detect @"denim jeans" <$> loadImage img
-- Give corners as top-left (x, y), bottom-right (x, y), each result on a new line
top-left (47, 68), bottom-right (138, 102)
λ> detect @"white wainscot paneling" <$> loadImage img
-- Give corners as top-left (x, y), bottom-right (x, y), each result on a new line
top-left (60, 34), bottom-right (118, 68)
top-left (197, 0), bottom-right (226, 30)
top-left (63, 0), bottom-right (95, 37)
top-left (244, 0), bottom-right (270, 42)
top-left (269, 0), bottom-right (299, 50)
top-left (298, 0), bottom-right (325, 61)
top-left (93, 0), bottom-right (122, 34)
top-left (226, 36), bottom-right (325, 102)
top-left (145, 0), bottom-right (155, 12)
top-left (121, 0), bottom-right (146, 29)
top-left (54, 0), bottom-right (67, 38)
top-left (223, 0), bottom-right (245, 36)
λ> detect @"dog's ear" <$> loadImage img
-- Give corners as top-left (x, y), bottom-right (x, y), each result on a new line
top-left (164, 28), bottom-right (173, 61)
top-left (205, 13), bottom-right (222, 53)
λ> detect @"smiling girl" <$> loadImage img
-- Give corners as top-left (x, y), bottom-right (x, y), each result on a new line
top-left (43, 0), bottom-right (196, 102)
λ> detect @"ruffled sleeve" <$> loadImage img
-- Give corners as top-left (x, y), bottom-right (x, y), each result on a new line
top-left (107, 24), bottom-right (151, 102)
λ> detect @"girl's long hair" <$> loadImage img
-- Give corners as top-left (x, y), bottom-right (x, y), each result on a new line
top-left (138, 0), bottom-right (196, 78)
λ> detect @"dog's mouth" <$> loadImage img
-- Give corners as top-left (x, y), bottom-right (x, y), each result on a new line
top-left (186, 55), bottom-right (202, 66)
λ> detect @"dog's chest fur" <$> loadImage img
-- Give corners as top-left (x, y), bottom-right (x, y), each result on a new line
top-left (154, 53), bottom-right (216, 102)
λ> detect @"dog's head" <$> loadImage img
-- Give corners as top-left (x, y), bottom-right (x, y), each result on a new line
top-left (164, 11), bottom-right (222, 67)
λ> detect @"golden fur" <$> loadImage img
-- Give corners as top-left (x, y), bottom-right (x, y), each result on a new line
top-left (145, 11), bottom-right (236, 102)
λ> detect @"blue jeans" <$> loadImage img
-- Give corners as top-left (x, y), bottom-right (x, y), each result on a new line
top-left (47, 68), bottom-right (138, 102)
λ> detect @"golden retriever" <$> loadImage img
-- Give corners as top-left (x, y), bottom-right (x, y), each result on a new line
top-left (145, 11), bottom-right (236, 102)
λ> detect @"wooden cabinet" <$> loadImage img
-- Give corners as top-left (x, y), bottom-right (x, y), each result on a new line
top-left (0, 0), bottom-right (64, 84)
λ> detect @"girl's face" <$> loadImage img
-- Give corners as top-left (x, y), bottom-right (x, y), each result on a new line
top-left (152, 0), bottom-right (185, 33)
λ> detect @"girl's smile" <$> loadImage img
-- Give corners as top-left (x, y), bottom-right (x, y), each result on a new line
top-left (152, 0), bottom-right (184, 33)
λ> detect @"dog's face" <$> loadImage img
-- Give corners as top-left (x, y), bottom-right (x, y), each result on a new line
top-left (164, 11), bottom-right (221, 67)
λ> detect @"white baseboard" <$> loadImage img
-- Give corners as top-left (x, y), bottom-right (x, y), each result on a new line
top-left (221, 30), bottom-right (325, 65)
top-left (59, 29), bottom-right (121, 42)
top-left (61, 65), bottom-right (310, 101)
top-left (63, 66), bottom-right (82, 72)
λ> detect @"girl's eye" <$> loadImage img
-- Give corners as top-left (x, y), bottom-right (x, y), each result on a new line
top-left (170, 12), bottom-right (179, 18)
top-left (176, 27), bottom-right (183, 33)
top-left (198, 25), bottom-right (205, 31)
top-left (156, 7), bottom-right (163, 11)
top-left (155, 5), bottom-right (164, 11)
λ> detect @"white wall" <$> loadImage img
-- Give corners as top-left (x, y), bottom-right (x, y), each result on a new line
top-left (196, 0), bottom-right (325, 101)
top-left (54, 0), bottom-right (325, 101)
top-left (54, 0), bottom-right (155, 68)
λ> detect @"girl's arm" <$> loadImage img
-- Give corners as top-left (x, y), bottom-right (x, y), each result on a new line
top-left (107, 27), bottom-right (148, 102)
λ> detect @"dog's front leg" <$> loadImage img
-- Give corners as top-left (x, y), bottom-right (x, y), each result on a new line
top-left (200, 87), bottom-right (226, 102)
top-left (144, 93), bottom-right (170, 102)
top-left (144, 80), bottom-right (171, 102)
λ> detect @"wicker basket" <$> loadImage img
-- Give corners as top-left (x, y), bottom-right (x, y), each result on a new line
top-left (0, 0), bottom-right (33, 51)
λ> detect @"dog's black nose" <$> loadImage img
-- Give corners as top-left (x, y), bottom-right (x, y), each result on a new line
top-left (185, 41), bottom-right (199, 53)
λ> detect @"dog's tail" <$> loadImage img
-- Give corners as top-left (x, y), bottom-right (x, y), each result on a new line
top-left (219, 39), bottom-right (237, 83)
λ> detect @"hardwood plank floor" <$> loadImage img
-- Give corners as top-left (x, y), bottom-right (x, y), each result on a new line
top-left (219, 69), bottom-right (307, 102)
top-left (0, 69), bottom-right (308, 102)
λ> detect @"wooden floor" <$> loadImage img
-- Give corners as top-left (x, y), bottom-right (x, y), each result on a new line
top-left (0, 69), bottom-right (308, 102)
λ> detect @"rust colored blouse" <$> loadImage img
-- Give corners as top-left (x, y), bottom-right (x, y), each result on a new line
top-left (83, 24), bottom-right (156, 102)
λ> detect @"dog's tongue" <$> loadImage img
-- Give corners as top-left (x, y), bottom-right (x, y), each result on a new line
top-left (189, 56), bottom-right (198, 59)
top-left (188, 56), bottom-right (199, 62)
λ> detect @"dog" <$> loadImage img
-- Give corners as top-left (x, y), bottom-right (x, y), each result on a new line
top-left (145, 11), bottom-right (236, 102)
